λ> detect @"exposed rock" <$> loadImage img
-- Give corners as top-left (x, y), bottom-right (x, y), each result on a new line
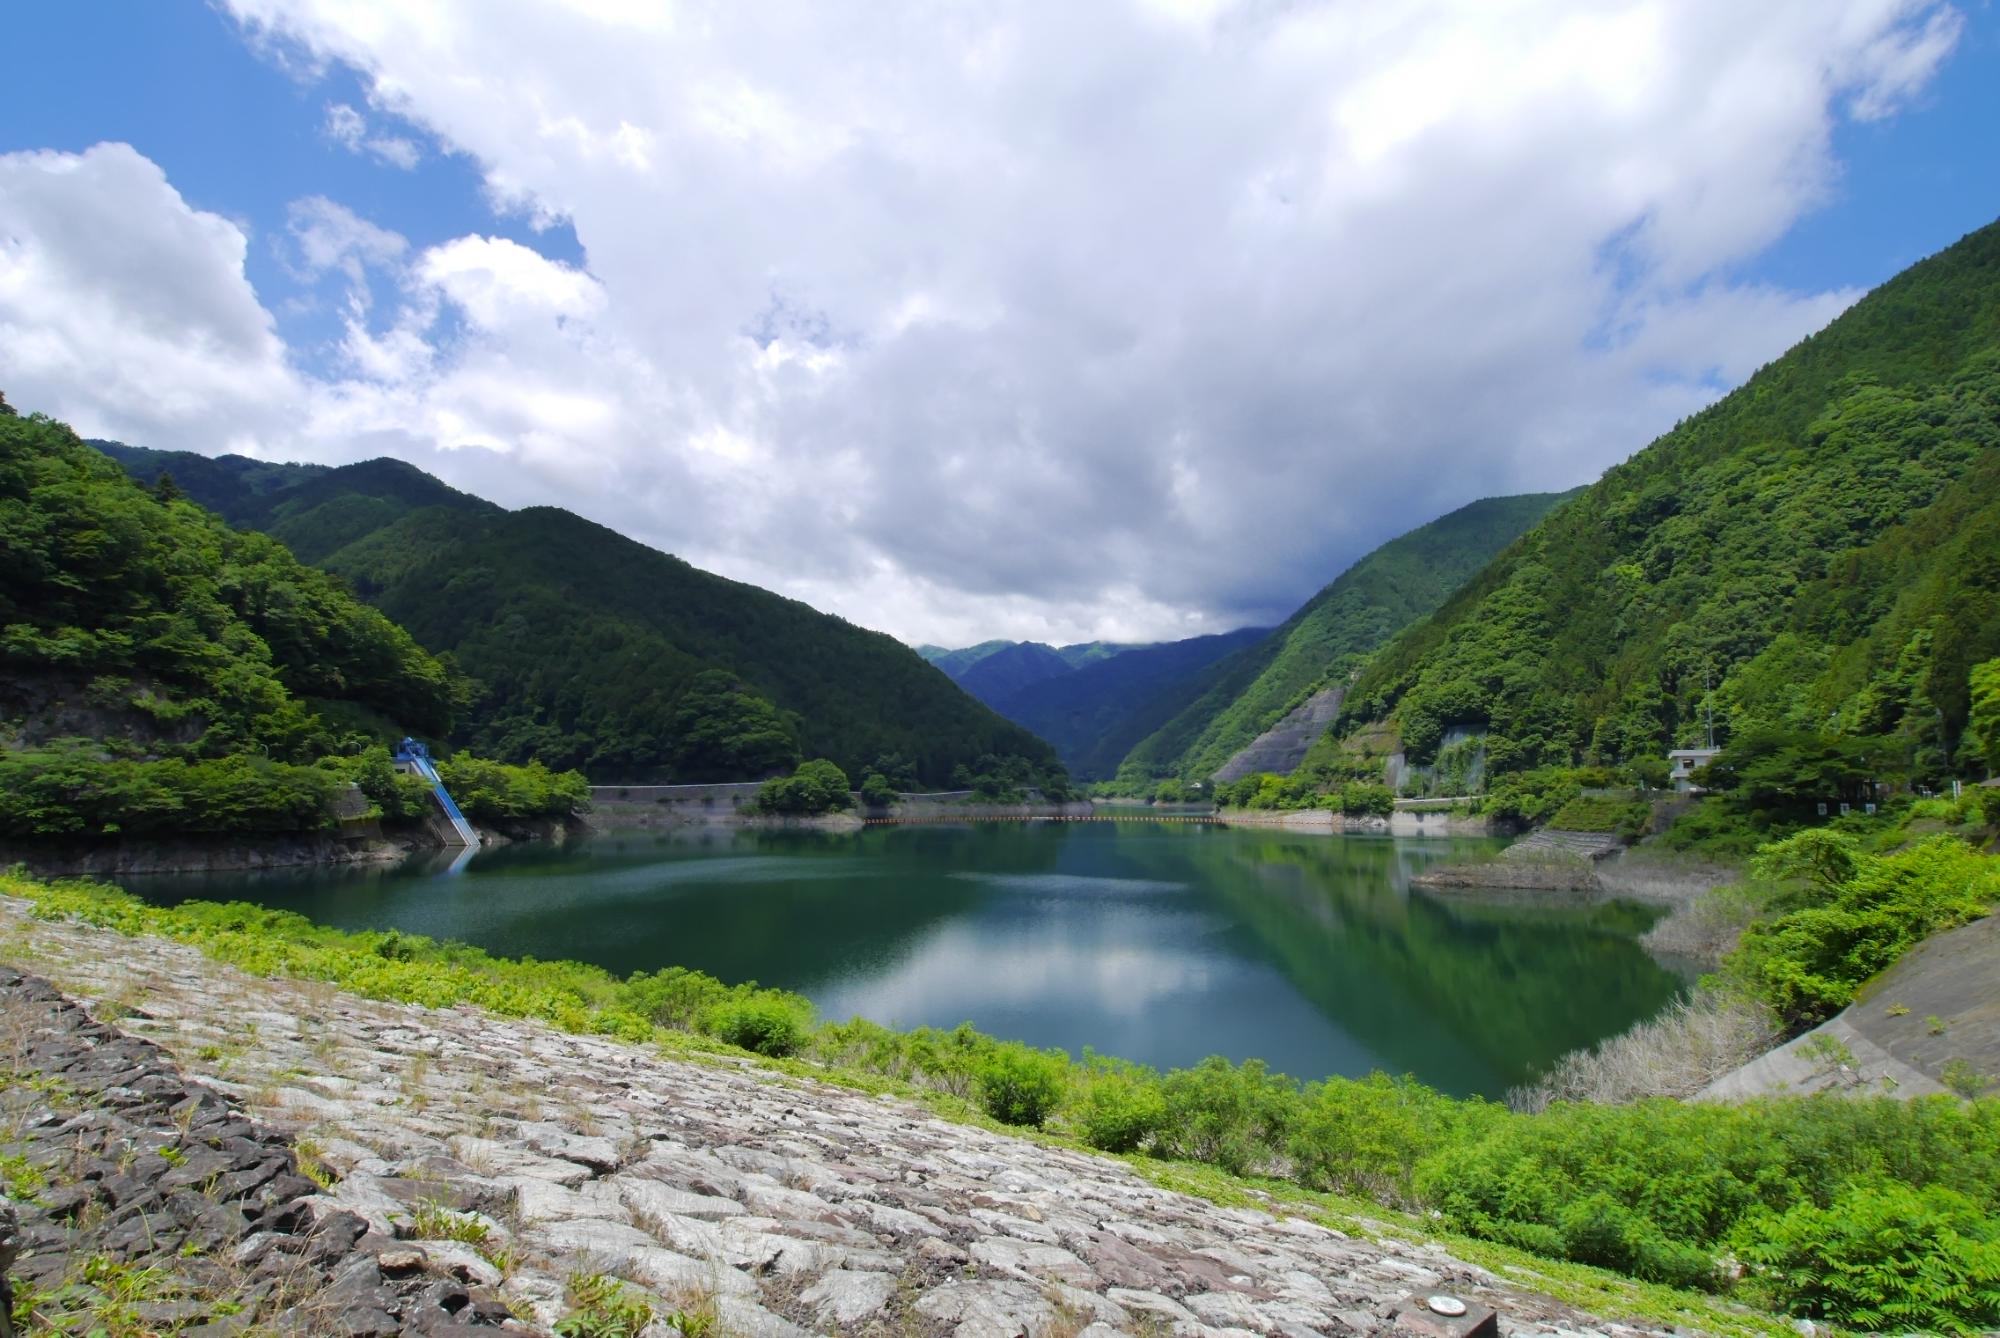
top-left (4, 892), bottom-right (1686, 1337)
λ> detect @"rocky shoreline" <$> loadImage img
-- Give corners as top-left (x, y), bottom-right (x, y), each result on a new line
top-left (0, 894), bottom-right (1685, 1337)
top-left (0, 816), bottom-right (589, 879)
top-left (0, 964), bottom-right (511, 1333)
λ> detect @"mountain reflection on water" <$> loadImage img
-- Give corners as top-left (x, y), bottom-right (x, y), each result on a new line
top-left (124, 822), bottom-right (1691, 1098)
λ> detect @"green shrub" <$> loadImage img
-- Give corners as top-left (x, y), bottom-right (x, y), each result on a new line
top-left (1729, 833), bottom-right (2000, 1025)
top-left (1288, 1073), bottom-right (1489, 1205)
top-left (1482, 767), bottom-right (1584, 826)
top-left (703, 995), bottom-right (812, 1056)
top-left (1418, 1092), bottom-right (2000, 1313)
top-left (1545, 793), bottom-right (1650, 838)
top-left (754, 758), bottom-right (852, 815)
top-left (1738, 1179), bottom-right (2000, 1334)
top-left (617, 965), bottom-right (731, 1030)
top-left (858, 771), bottom-right (897, 809)
top-left (433, 754), bottom-right (590, 822)
top-left (1075, 1058), bottom-right (1168, 1153)
top-left (973, 1043), bottom-right (1069, 1127)
top-left (555, 1273), bottom-right (652, 1338)
top-left (1335, 782), bottom-right (1395, 817)
top-left (1154, 1057), bottom-right (1297, 1175)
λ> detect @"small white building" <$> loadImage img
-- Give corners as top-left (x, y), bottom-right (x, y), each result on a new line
top-left (1667, 747), bottom-right (1722, 792)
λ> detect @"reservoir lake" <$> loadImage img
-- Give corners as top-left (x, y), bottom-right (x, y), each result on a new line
top-left (125, 821), bottom-right (1691, 1098)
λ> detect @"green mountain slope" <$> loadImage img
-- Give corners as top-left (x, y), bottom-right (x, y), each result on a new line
top-left (3, 411), bottom-right (454, 748)
top-left (100, 447), bottom-right (1062, 787)
top-left (955, 641), bottom-right (1076, 706)
top-left (1333, 219), bottom-right (2000, 786)
top-left (0, 404), bottom-right (483, 837)
top-left (915, 640), bottom-right (1014, 679)
top-left (993, 627), bottom-right (1269, 779)
top-left (917, 638), bottom-right (1136, 682)
top-left (1118, 491), bottom-right (1575, 782)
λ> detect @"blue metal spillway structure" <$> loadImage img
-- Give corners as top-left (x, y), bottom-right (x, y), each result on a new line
top-left (393, 739), bottom-right (480, 852)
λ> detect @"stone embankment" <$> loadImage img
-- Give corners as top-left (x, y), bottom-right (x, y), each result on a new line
top-left (0, 965), bottom-right (508, 1333)
top-left (1213, 811), bottom-right (1492, 838)
top-left (1214, 689), bottom-right (1348, 784)
top-left (1412, 833), bottom-right (1624, 892)
top-left (1700, 913), bottom-right (2000, 1102)
top-left (2, 897), bottom-right (1680, 1337)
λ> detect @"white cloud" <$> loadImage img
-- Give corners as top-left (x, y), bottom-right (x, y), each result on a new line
top-left (2, 2), bottom-right (1971, 644)
top-left (323, 100), bottom-right (421, 169)
top-left (0, 143), bottom-right (301, 454)
top-left (288, 195), bottom-right (407, 283)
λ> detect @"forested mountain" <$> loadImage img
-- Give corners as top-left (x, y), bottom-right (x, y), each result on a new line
top-left (917, 638), bottom-right (1134, 684)
top-left (100, 445), bottom-right (1062, 787)
top-left (915, 640), bottom-right (1014, 679)
top-left (5, 415), bottom-right (454, 750)
top-left (991, 627), bottom-right (1268, 778)
top-left (0, 406), bottom-right (487, 836)
top-left (1115, 491), bottom-right (1575, 783)
top-left (1330, 219), bottom-right (2000, 788)
top-left (954, 641), bottom-right (1076, 706)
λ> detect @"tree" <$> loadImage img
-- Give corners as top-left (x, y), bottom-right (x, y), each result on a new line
top-left (754, 758), bottom-right (852, 815)
top-left (1702, 731), bottom-right (1892, 819)
top-left (1971, 657), bottom-right (2000, 776)
top-left (858, 771), bottom-right (897, 809)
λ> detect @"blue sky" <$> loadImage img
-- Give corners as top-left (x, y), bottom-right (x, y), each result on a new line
top-left (3, 2), bottom-right (1997, 644)
top-left (3, 4), bottom-right (581, 380)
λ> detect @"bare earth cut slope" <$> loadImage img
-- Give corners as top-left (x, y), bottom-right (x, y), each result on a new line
top-left (1, 895), bottom-right (1684, 1337)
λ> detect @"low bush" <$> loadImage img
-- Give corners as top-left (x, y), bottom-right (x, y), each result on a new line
top-left (753, 758), bottom-right (851, 815)
top-left (1545, 793), bottom-right (1650, 839)
top-left (433, 754), bottom-right (590, 821)
top-left (1737, 1178), bottom-right (2000, 1334)
top-left (1334, 782), bottom-right (1395, 817)
top-left (1729, 831), bottom-right (2000, 1025)
top-left (1289, 1072), bottom-right (1493, 1205)
top-left (1074, 1056), bottom-right (1169, 1152)
top-left (1153, 1057), bottom-right (1296, 1175)
top-left (703, 995), bottom-right (812, 1057)
top-left (973, 1042), bottom-right (1068, 1127)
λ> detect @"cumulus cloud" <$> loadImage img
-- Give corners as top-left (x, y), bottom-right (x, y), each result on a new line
top-left (0, 143), bottom-right (302, 454)
top-left (323, 101), bottom-right (422, 169)
top-left (2, 2), bottom-right (1971, 643)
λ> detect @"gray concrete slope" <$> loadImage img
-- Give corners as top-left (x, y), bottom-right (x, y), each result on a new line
top-left (1214, 686), bottom-right (1347, 782)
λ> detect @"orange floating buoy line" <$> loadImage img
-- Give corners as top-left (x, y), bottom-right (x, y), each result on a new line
top-left (862, 811), bottom-right (1218, 827)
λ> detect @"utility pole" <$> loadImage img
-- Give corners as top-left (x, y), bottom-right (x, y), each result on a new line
top-left (1702, 666), bottom-right (1715, 750)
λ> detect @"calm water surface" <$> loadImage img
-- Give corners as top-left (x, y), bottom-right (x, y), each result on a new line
top-left (124, 822), bottom-right (1690, 1097)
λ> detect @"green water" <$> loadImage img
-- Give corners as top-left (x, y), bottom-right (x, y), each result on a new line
top-left (123, 822), bottom-right (1691, 1098)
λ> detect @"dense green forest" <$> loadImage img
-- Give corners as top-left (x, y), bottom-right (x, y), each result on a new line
top-left (1115, 490), bottom-right (1575, 784)
top-left (0, 405), bottom-right (582, 837)
top-left (99, 444), bottom-right (1063, 788)
top-left (1330, 220), bottom-right (2000, 796)
top-left (986, 627), bottom-right (1268, 778)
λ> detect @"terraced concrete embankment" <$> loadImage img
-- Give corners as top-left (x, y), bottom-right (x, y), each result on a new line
top-left (1, 895), bottom-right (1680, 1337)
top-left (1214, 689), bottom-right (1347, 784)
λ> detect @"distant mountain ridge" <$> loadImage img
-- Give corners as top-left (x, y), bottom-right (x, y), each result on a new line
top-left (992, 627), bottom-right (1271, 779)
top-left (1114, 489), bottom-right (1578, 784)
top-left (916, 630), bottom-right (1266, 778)
top-left (97, 443), bottom-right (1061, 787)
